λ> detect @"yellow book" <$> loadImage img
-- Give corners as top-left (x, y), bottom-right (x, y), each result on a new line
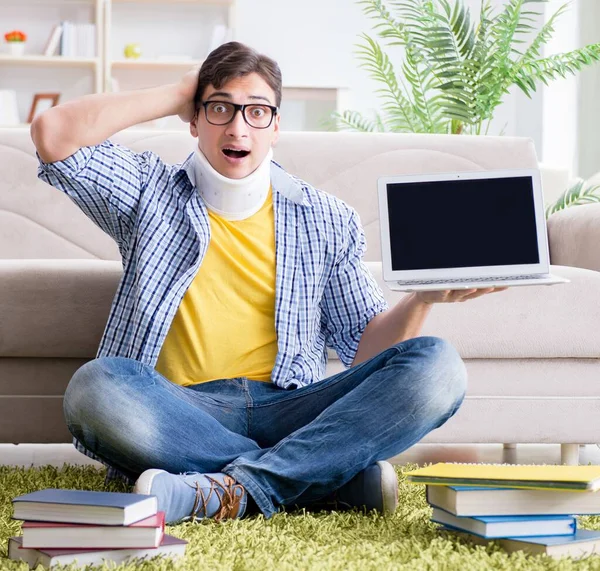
top-left (405, 463), bottom-right (600, 491)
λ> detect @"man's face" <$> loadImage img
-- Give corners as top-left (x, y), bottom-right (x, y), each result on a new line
top-left (190, 72), bottom-right (280, 180)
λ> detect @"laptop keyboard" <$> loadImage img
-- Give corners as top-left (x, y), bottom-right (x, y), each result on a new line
top-left (397, 275), bottom-right (543, 285)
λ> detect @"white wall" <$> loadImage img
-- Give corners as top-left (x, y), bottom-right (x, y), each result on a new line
top-left (236, 0), bottom-right (381, 122)
top-left (578, 0), bottom-right (600, 179)
top-left (237, 0), bottom-right (599, 178)
top-left (541, 0), bottom-right (579, 177)
top-left (236, 0), bottom-right (535, 138)
top-left (2, 0), bottom-right (598, 178)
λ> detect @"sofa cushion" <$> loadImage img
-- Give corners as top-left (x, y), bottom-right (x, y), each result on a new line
top-left (0, 128), bottom-right (538, 263)
top-left (1, 260), bottom-right (599, 360)
top-left (548, 204), bottom-right (600, 272)
top-left (0, 259), bottom-right (120, 358)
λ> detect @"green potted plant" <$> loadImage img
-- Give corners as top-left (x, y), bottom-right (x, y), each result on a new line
top-left (333, 0), bottom-right (600, 136)
top-left (546, 180), bottom-right (600, 218)
top-left (332, 0), bottom-right (600, 214)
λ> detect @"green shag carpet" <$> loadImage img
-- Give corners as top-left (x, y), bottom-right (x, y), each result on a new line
top-left (1, 464), bottom-right (600, 570)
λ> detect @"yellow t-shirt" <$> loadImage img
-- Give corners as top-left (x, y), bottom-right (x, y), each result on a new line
top-left (155, 188), bottom-right (277, 386)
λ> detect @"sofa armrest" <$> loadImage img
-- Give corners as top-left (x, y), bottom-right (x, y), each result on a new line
top-left (0, 259), bottom-right (122, 357)
top-left (548, 204), bottom-right (600, 272)
top-left (365, 261), bottom-right (600, 359)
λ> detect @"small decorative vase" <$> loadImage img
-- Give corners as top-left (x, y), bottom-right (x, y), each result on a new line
top-left (8, 42), bottom-right (26, 57)
top-left (124, 43), bottom-right (142, 59)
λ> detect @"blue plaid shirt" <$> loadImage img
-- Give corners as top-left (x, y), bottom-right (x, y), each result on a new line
top-left (37, 139), bottom-right (388, 482)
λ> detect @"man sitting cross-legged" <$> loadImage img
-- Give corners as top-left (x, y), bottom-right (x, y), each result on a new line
top-left (31, 41), bottom-right (505, 524)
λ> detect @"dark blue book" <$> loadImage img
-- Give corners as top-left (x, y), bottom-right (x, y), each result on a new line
top-left (12, 489), bottom-right (157, 526)
top-left (431, 506), bottom-right (577, 538)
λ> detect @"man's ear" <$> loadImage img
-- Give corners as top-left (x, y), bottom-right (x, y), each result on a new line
top-left (271, 113), bottom-right (280, 147)
top-left (189, 110), bottom-right (199, 138)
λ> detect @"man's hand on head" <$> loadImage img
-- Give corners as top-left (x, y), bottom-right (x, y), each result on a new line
top-left (415, 287), bottom-right (509, 305)
top-left (176, 66), bottom-right (202, 123)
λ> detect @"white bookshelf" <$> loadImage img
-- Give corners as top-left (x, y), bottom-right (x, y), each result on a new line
top-left (103, 0), bottom-right (236, 94)
top-left (0, 55), bottom-right (99, 67)
top-left (0, 0), bottom-right (344, 130)
top-left (111, 0), bottom-right (232, 4)
top-left (110, 59), bottom-right (204, 70)
top-left (0, 0), bottom-right (103, 124)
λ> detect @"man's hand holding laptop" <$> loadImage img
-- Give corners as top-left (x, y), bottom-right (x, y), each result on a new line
top-left (415, 286), bottom-right (508, 305)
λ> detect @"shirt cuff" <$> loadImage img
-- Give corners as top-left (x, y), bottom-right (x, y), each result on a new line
top-left (338, 300), bottom-right (389, 367)
top-left (36, 145), bottom-right (98, 178)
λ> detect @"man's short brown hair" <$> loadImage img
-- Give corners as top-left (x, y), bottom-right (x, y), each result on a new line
top-left (194, 42), bottom-right (282, 109)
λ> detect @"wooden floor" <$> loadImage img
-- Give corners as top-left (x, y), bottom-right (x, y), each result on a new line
top-left (1, 443), bottom-right (599, 468)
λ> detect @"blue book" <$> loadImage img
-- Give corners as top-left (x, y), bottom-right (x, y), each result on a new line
top-left (431, 506), bottom-right (577, 538)
top-left (12, 489), bottom-right (157, 526)
top-left (427, 484), bottom-right (600, 517)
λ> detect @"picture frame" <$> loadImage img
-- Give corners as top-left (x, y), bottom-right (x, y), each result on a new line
top-left (27, 93), bottom-right (60, 123)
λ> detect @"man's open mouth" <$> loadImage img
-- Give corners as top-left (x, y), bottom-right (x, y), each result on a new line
top-left (222, 148), bottom-right (250, 159)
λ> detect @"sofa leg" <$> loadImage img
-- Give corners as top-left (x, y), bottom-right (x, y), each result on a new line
top-left (502, 443), bottom-right (517, 464)
top-left (561, 444), bottom-right (580, 465)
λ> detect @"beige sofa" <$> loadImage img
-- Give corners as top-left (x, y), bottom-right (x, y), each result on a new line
top-left (1, 127), bottom-right (599, 465)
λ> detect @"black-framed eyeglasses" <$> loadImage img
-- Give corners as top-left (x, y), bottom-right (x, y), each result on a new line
top-left (200, 100), bottom-right (278, 129)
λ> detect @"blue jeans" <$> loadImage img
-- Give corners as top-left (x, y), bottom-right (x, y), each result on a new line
top-left (63, 336), bottom-right (466, 519)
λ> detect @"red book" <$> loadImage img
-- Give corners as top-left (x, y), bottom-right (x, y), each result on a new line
top-left (21, 512), bottom-right (165, 549)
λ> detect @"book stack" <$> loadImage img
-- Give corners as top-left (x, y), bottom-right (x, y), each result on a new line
top-left (8, 489), bottom-right (187, 569)
top-left (43, 22), bottom-right (96, 57)
top-left (407, 463), bottom-right (600, 559)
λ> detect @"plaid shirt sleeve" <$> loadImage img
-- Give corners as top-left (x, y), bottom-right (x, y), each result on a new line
top-left (37, 140), bottom-right (163, 255)
top-left (321, 207), bottom-right (389, 367)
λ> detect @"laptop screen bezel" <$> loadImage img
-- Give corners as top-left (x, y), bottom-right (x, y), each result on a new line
top-left (377, 169), bottom-right (550, 281)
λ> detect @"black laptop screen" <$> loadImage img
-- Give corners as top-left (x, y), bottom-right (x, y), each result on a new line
top-left (386, 176), bottom-right (540, 271)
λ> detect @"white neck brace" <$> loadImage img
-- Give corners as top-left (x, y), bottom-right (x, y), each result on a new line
top-left (190, 146), bottom-right (273, 221)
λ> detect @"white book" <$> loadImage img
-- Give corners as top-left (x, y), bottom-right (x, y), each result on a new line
top-left (80, 24), bottom-right (86, 57)
top-left (60, 21), bottom-right (70, 57)
top-left (66, 21), bottom-right (72, 57)
top-left (427, 485), bottom-right (600, 517)
top-left (59, 21), bottom-right (66, 56)
top-left (8, 534), bottom-right (187, 569)
top-left (21, 512), bottom-right (165, 549)
top-left (73, 24), bottom-right (80, 57)
top-left (66, 22), bottom-right (75, 57)
top-left (43, 24), bottom-right (63, 56)
top-left (88, 24), bottom-right (96, 57)
top-left (446, 528), bottom-right (600, 560)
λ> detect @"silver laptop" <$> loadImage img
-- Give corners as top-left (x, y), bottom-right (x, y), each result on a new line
top-left (378, 169), bottom-right (569, 292)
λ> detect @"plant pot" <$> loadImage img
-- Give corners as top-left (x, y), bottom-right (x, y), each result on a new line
top-left (7, 42), bottom-right (26, 57)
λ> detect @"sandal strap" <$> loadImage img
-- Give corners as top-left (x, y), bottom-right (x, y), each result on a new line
top-left (189, 475), bottom-right (245, 522)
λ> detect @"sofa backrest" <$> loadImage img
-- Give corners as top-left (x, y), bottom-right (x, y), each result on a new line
top-left (0, 128), bottom-right (539, 261)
